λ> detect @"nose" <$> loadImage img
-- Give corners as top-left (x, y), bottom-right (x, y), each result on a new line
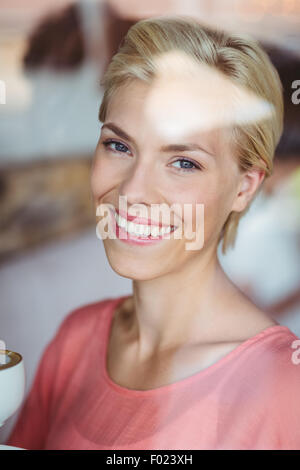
top-left (118, 158), bottom-right (157, 208)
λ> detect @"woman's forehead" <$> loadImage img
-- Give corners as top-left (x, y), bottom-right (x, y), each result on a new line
top-left (106, 50), bottom-right (273, 149)
top-left (105, 81), bottom-right (233, 155)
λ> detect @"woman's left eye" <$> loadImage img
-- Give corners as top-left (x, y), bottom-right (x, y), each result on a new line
top-left (171, 159), bottom-right (202, 173)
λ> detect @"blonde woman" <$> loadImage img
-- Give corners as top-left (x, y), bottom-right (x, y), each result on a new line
top-left (6, 16), bottom-right (300, 450)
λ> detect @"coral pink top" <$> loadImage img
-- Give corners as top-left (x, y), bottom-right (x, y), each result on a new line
top-left (6, 295), bottom-right (300, 450)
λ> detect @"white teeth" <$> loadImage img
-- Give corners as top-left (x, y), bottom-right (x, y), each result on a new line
top-left (114, 212), bottom-right (174, 238)
top-left (142, 225), bottom-right (151, 236)
top-left (150, 226), bottom-right (160, 237)
top-left (119, 217), bottom-right (127, 229)
top-left (127, 221), bottom-right (134, 233)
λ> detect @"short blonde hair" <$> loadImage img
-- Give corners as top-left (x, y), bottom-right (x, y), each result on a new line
top-left (99, 15), bottom-right (283, 254)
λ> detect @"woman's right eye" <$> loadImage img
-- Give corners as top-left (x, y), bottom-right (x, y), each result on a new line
top-left (102, 139), bottom-right (130, 154)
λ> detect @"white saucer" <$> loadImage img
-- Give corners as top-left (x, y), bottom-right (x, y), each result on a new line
top-left (0, 444), bottom-right (26, 450)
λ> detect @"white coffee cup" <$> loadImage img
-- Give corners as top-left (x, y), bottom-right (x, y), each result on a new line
top-left (0, 349), bottom-right (26, 450)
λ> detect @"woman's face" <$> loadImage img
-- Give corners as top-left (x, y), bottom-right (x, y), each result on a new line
top-left (91, 79), bottom-right (244, 280)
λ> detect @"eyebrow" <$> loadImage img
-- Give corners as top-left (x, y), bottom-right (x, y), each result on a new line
top-left (101, 122), bottom-right (215, 158)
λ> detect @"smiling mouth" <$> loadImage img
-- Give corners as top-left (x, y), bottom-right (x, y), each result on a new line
top-left (113, 210), bottom-right (177, 239)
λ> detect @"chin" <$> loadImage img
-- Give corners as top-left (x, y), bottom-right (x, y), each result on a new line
top-left (105, 249), bottom-right (164, 281)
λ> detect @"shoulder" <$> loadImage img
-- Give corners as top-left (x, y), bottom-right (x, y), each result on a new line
top-left (270, 329), bottom-right (300, 386)
top-left (255, 324), bottom-right (300, 366)
top-left (234, 326), bottom-right (300, 410)
top-left (52, 296), bottom-right (126, 346)
top-left (265, 330), bottom-right (300, 445)
top-left (232, 326), bottom-right (300, 448)
top-left (234, 320), bottom-right (300, 383)
top-left (256, 327), bottom-right (300, 407)
top-left (62, 297), bottom-right (115, 328)
top-left (39, 296), bottom-right (127, 383)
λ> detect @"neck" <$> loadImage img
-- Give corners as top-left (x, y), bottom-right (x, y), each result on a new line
top-left (127, 246), bottom-right (237, 359)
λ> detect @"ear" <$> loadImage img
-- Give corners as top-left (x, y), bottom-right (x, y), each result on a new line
top-left (231, 168), bottom-right (266, 213)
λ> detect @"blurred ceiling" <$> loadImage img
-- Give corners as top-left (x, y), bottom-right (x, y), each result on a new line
top-left (0, 0), bottom-right (74, 34)
top-left (107, 0), bottom-right (300, 54)
top-left (0, 0), bottom-right (299, 54)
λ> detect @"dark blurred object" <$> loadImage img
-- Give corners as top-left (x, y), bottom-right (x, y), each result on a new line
top-left (22, 1), bottom-right (137, 73)
top-left (262, 42), bottom-right (300, 160)
top-left (102, 3), bottom-right (136, 71)
top-left (23, 3), bottom-right (85, 70)
top-left (259, 42), bottom-right (300, 196)
top-left (0, 1), bottom-right (138, 264)
top-left (0, 157), bottom-right (95, 264)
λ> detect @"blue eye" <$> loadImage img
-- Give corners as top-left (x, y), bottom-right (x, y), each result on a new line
top-left (102, 139), bottom-right (130, 154)
top-left (171, 159), bottom-right (201, 173)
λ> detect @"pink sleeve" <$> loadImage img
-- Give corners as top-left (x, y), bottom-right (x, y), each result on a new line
top-left (5, 317), bottom-right (70, 450)
top-left (277, 367), bottom-right (300, 448)
top-left (268, 341), bottom-right (300, 449)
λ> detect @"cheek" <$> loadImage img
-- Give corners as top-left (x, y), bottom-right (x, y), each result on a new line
top-left (200, 176), bottom-right (236, 235)
top-left (184, 177), bottom-right (231, 233)
top-left (169, 186), bottom-right (213, 235)
top-left (90, 154), bottom-right (116, 201)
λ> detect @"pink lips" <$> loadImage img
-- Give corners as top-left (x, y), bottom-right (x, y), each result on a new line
top-left (109, 208), bottom-right (174, 246)
top-left (115, 208), bottom-right (174, 228)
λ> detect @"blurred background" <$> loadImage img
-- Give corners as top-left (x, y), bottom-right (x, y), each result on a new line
top-left (0, 0), bottom-right (299, 444)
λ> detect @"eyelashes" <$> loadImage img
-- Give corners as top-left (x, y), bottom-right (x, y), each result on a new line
top-left (102, 140), bottom-right (128, 154)
top-left (171, 159), bottom-right (201, 172)
top-left (101, 139), bottom-right (203, 173)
